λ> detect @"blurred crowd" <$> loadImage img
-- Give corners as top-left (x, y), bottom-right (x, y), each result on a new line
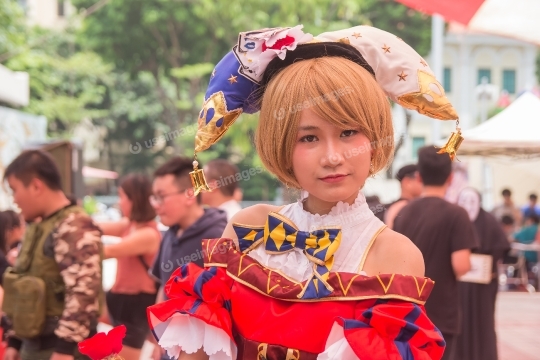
top-left (374, 150), bottom-right (539, 360)
top-left (0, 150), bottom-right (243, 360)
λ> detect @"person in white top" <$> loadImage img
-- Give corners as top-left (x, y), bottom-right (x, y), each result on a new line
top-left (201, 159), bottom-right (243, 220)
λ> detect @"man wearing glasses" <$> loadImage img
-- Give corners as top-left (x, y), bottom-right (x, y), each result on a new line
top-left (149, 156), bottom-right (228, 297)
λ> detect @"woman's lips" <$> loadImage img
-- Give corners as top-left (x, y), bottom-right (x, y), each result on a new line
top-left (319, 174), bottom-right (347, 183)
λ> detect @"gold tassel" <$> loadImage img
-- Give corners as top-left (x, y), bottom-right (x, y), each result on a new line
top-left (189, 157), bottom-right (211, 196)
top-left (437, 123), bottom-right (464, 161)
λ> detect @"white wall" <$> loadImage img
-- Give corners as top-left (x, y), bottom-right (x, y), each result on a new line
top-left (25, 0), bottom-right (76, 29)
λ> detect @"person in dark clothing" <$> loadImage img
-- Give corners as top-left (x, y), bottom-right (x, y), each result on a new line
top-left (148, 156), bottom-right (228, 360)
top-left (393, 146), bottom-right (478, 360)
top-left (384, 164), bottom-right (422, 229)
top-left (455, 187), bottom-right (510, 360)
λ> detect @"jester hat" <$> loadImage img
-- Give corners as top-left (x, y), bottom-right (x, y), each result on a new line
top-left (190, 25), bottom-right (461, 194)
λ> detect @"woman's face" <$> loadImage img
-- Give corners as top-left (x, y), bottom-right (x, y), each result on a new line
top-left (292, 108), bottom-right (372, 206)
top-left (118, 187), bottom-right (133, 218)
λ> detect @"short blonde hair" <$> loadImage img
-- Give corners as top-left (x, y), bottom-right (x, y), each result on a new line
top-left (255, 56), bottom-right (394, 188)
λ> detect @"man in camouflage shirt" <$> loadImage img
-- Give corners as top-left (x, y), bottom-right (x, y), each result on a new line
top-left (3, 150), bottom-right (103, 360)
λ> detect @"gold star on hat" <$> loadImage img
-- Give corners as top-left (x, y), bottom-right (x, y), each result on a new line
top-left (228, 75), bottom-right (238, 84)
top-left (398, 71), bottom-right (408, 81)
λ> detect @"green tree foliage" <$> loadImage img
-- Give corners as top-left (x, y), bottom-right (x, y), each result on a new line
top-left (7, 46), bottom-right (112, 135)
top-left (0, 0), bottom-right (26, 56)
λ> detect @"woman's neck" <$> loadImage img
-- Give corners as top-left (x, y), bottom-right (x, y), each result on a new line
top-left (302, 190), bottom-right (359, 215)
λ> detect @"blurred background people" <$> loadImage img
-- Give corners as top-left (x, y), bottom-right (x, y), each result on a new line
top-left (455, 188), bottom-right (510, 360)
top-left (513, 214), bottom-right (539, 269)
top-left (491, 188), bottom-right (522, 227)
top-left (384, 164), bottom-right (422, 229)
top-left (0, 210), bottom-right (24, 276)
top-left (500, 215), bottom-right (516, 238)
top-left (99, 174), bottom-right (161, 360)
top-left (0, 210), bottom-right (25, 350)
top-left (521, 193), bottom-right (540, 224)
top-left (149, 157), bottom-right (228, 360)
top-left (393, 146), bottom-right (478, 360)
top-left (201, 159), bottom-right (243, 220)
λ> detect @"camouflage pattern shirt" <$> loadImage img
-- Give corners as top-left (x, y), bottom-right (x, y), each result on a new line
top-left (52, 212), bottom-right (102, 352)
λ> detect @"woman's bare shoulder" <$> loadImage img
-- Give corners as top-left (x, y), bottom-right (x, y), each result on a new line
top-left (231, 204), bottom-right (282, 226)
top-left (222, 203), bottom-right (282, 240)
top-left (363, 227), bottom-right (425, 277)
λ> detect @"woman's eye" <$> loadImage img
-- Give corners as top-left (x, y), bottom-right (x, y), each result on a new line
top-left (299, 135), bottom-right (318, 142)
top-left (341, 130), bottom-right (358, 137)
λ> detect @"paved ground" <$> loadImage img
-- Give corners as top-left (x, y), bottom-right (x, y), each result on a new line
top-left (102, 291), bottom-right (540, 359)
top-left (496, 292), bottom-right (540, 360)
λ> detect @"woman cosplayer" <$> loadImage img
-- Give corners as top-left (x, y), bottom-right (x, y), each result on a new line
top-left (147, 25), bottom-right (459, 360)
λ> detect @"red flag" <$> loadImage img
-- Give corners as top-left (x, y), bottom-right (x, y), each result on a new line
top-left (396, 0), bottom-right (485, 25)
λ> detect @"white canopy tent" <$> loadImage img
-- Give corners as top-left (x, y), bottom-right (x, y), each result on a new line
top-left (453, 92), bottom-right (540, 210)
top-left (459, 92), bottom-right (540, 156)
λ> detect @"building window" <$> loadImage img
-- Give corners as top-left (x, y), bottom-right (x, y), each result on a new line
top-left (502, 69), bottom-right (516, 94)
top-left (443, 68), bottom-right (452, 93)
top-left (58, 0), bottom-right (65, 17)
top-left (412, 137), bottom-right (425, 160)
top-left (477, 68), bottom-right (492, 84)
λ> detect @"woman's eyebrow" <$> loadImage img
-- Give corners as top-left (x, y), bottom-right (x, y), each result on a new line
top-left (297, 125), bottom-right (319, 131)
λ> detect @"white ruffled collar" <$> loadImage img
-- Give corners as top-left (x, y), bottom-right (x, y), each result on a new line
top-left (293, 190), bottom-right (369, 223)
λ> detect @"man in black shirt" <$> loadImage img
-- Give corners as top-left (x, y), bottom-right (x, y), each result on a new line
top-left (393, 146), bottom-right (478, 360)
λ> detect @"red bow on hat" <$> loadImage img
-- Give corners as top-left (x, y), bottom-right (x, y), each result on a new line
top-left (78, 325), bottom-right (126, 360)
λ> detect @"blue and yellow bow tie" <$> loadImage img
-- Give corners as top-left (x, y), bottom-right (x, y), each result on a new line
top-left (233, 212), bottom-right (342, 299)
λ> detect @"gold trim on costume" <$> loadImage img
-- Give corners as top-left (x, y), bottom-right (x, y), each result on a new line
top-left (376, 273), bottom-right (395, 294)
top-left (227, 270), bottom-right (427, 305)
top-left (204, 262), bottom-right (228, 268)
top-left (412, 275), bottom-right (428, 297)
top-left (358, 224), bottom-right (387, 272)
top-left (286, 349), bottom-right (301, 360)
top-left (258, 343), bottom-right (268, 359)
top-left (267, 270), bottom-right (280, 294)
top-left (335, 272), bottom-right (362, 296)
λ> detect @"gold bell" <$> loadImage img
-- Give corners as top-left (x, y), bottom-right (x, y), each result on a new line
top-left (437, 126), bottom-right (464, 161)
top-left (189, 159), bottom-right (212, 196)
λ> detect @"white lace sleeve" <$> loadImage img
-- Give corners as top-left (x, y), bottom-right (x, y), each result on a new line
top-left (158, 313), bottom-right (237, 360)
